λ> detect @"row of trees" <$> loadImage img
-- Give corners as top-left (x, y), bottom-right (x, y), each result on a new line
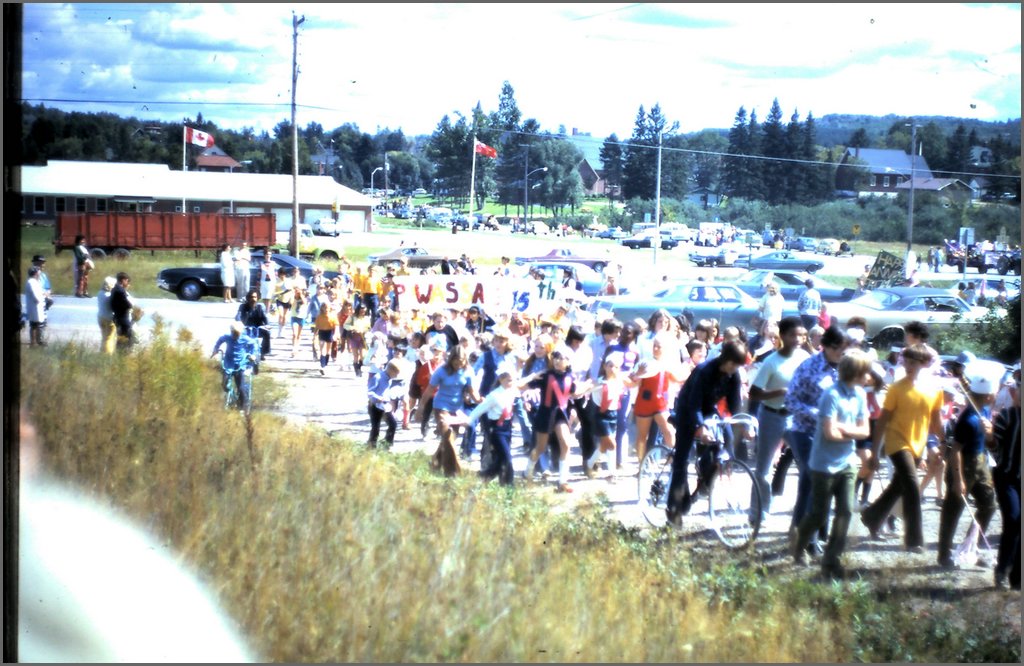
top-left (19, 82), bottom-right (1021, 230)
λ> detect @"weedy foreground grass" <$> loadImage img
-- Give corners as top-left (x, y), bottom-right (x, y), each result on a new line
top-left (17, 333), bottom-right (1020, 662)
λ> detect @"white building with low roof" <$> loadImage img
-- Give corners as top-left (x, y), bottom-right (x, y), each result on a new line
top-left (19, 160), bottom-right (376, 231)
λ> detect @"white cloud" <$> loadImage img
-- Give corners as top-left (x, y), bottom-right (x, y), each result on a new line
top-left (20, 2), bottom-right (1021, 138)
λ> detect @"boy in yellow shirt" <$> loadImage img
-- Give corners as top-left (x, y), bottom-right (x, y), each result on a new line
top-left (860, 343), bottom-right (945, 552)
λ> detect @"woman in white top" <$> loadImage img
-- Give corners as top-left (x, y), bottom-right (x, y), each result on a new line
top-left (758, 281), bottom-right (785, 327)
top-left (219, 244), bottom-right (235, 303)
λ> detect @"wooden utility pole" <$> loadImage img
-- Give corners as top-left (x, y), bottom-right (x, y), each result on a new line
top-left (290, 12), bottom-right (305, 257)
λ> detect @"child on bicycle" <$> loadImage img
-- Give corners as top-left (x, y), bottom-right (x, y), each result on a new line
top-left (211, 321), bottom-right (260, 409)
top-left (791, 349), bottom-right (872, 579)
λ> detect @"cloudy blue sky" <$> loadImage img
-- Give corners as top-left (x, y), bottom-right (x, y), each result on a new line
top-left (20, 3), bottom-right (1022, 139)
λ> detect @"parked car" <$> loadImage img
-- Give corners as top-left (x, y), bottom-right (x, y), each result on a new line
top-left (620, 230), bottom-right (678, 250)
top-left (411, 187), bottom-right (428, 196)
top-left (589, 280), bottom-right (762, 334)
top-left (824, 287), bottom-right (996, 345)
top-left (688, 243), bottom-right (749, 267)
top-left (157, 251), bottom-right (339, 302)
top-left (368, 245), bottom-right (447, 269)
top-left (733, 269), bottom-right (857, 303)
top-left (786, 237), bottom-right (818, 252)
top-left (517, 261), bottom-right (610, 298)
top-left (310, 217), bottom-right (340, 236)
top-left (596, 226), bottom-right (628, 240)
top-left (815, 238), bottom-right (841, 255)
top-left (514, 248), bottom-right (611, 273)
top-left (746, 250), bottom-right (825, 273)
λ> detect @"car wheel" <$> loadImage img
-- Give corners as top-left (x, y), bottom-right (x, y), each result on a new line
top-left (178, 279), bottom-right (204, 302)
top-left (112, 248), bottom-right (132, 260)
top-left (89, 248), bottom-right (107, 260)
top-left (997, 257), bottom-right (1009, 275)
top-left (978, 265), bottom-right (988, 274)
top-left (871, 326), bottom-right (905, 351)
top-left (592, 262), bottom-right (607, 273)
top-left (806, 265), bottom-right (819, 273)
top-left (319, 250), bottom-right (339, 262)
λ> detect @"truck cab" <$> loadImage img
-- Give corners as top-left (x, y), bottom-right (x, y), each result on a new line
top-left (274, 224), bottom-right (345, 263)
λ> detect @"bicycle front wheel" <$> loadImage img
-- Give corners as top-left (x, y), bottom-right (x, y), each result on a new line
top-left (708, 457), bottom-right (762, 549)
top-left (637, 444), bottom-right (674, 527)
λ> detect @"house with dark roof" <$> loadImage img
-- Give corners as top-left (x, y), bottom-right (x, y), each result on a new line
top-left (195, 145), bottom-right (243, 172)
top-left (895, 177), bottom-right (974, 205)
top-left (834, 147), bottom-right (934, 198)
top-left (577, 158), bottom-right (620, 197)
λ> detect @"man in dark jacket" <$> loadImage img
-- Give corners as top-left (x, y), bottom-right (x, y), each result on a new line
top-left (235, 288), bottom-right (272, 356)
top-left (665, 340), bottom-right (746, 525)
top-left (109, 272), bottom-right (135, 349)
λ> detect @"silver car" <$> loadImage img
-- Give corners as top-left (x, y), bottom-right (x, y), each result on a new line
top-left (825, 287), bottom-right (996, 346)
top-left (589, 280), bottom-right (763, 333)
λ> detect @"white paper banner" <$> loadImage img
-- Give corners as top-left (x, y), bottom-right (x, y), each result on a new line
top-left (392, 275), bottom-right (551, 315)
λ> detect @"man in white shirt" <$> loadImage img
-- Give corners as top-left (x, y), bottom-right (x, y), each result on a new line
top-left (749, 316), bottom-right (810, 517)
top-left (233, 242), bottom-right (252, 301)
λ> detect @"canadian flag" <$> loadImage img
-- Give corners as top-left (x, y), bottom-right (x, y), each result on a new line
top-left (185, 126), bottom-right (215, 148)
top-left (474, 139), bottom-right (497, 158)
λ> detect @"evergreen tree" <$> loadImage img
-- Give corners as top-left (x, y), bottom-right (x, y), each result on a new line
top-left (801, 112), bottom-right (833, 204)
top-left (944, 123), bottom-right (971, 177)
top-left (598, 134), bottom-right (624, 200)
top-left (621, 105), bottom-right (652, 200)
top-left (761, 99), bottom-right (788, 205)
top-left (687, 130), bottom-right (727, 208)
top-left (723, 107), bottom-right (750, 197)
top-left (847, 127), bottom-right (871, 148)
top-left (744, 110), bottom-right (765, 200)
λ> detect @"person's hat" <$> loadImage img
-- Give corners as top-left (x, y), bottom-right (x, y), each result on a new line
top-left (428, 336), bottom-right (448, 351)
top-left (953, 350), bottom-right (977, 367)
top-left (31, 254), bottom-right (46, 263)
top-left (490, 325), bottom-right (512, 340)
top-left (846, 328), bottom-right (866, 344)
top-left (964, 359), bottom-right (1007, 395)
top-left (604, 351), bottom-right (625, 368)
top-left (230, 321), bottom-right (245, 335)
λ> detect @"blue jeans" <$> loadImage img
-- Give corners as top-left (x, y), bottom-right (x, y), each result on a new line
top-left (614, 391), bottom-right (633, 468)
top-left (512, 396), bottom-right (533, 450)
top-left (754, 405), bottom-right (789, 516)
top-left (785, 429), bottom-right (815, 527)
top-left (481, 418), bottom-right (514, 485)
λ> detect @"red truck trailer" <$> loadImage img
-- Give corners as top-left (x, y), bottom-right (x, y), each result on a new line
top-left (53, 212), bottom-right (276, 259)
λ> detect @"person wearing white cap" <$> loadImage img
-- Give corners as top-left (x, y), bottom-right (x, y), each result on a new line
top-left (935, 359), bottom-right (1003, 569)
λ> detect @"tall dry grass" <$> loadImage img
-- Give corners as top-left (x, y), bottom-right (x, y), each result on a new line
top-left (17, 332), bottom-right (1019, 662)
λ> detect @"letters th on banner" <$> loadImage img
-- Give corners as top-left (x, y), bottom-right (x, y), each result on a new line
top-left (392, 276), bottom-right (546, 315)
top-left (865, 250), bottom-right (906, 290)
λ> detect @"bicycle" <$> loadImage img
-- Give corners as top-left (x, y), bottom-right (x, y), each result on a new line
top-left (217, 350), bottom-right (258, 414)
top-left (637, 412), bottom-right (763, 549)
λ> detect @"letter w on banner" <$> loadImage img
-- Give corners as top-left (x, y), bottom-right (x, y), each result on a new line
top-left (185, 126), bottom-right (215, 148)
top-left (474, 139), bottom-right (497, 158)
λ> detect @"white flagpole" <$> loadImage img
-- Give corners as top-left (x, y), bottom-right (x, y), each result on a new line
top-left (182, 125), bottom-right (187, 213)
top-left (469, 136), bottom-right (478, 224)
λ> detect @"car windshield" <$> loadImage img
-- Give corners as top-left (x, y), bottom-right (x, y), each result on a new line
top-left (849, 291), bottom-right (897, 310)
